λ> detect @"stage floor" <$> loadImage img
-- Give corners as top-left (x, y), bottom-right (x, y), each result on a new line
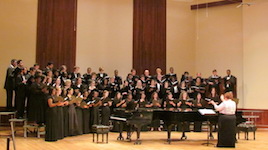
top-left (0, 129), bottom-right (267, 150)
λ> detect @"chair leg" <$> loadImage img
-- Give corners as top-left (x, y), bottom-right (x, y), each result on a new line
top-left (253, 131), bottom-right (256, 140)
top-left (10, 121), bottom-right (16, 150)
top-left (7, 137), bottom-right (10, 150)
top-left (23, 121), bottom-right (27, 138)
top-left (37, 127), bottom-right (40, 138)
top-left (106, 133), bottom-right (108, 143)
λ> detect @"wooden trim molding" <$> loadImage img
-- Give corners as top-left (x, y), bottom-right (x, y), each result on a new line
top-left (237, 108), bottom-right (268, 128)
top-left (191, 0), bottom-right (242, 10)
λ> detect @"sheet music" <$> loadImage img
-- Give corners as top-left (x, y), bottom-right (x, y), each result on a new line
top-left (198, 109), bottom-right (216, 115)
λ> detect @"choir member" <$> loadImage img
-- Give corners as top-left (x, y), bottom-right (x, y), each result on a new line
top-left (101, 90), bottom-right (112, 126)
top-left (88, 80), bottom-right (97, 93)
top-left (122, 93), bottom-right (136, 111)
top-left (193, 93), bottom-right (206, 132)
top-left (26, 67), bottom-right (36, 80)
top-left (107, 77), bottom-right (120, 98)
top-left (206, 87), bottom-right (220, 108)
top-left (121, 80), bottom-right (131, 99)
top-left (62, 79), bottom-right (72, 96)
top-left (75, 96), bottom-right (84, 135)
top-left (54, 88), bottom-right (65, 139)
top-left (144, 69), bottom-right (152, 82)
top-left (32, 63), bottom-right (41, 73)
top-left (155, 68), bottom-right (166, 84)
top-left (80, 91), bottom-right (92, 134)
top-left (27, 75), bottom-right (44, 124)
top-left (111, 92), bottom-right (124, 132)
top-left (114, 69), bottom-right (122, 86)
top-left (166, 67), bottom-right (177, 81)
top-left (126, 73), bottom-right (134, 87)
top-left (97, 67), bottom-right (108, 83)
top-left (140, 74), bottom-right (148, 87)
top-left (191, 77), bottom-right (206, 98)
top-left (91, 91), bottom-right (102, 125)
top-left (136, 92), bottom-right (148, 108)
top-left (4, 59), bottom-right (17, 110)
top-left (223, 69), bottom-right (237, 93)
top-left (44, 76), bottom-right (53, 86)
top-left (83, 67), bottom-right (92, 84)
top-left (147, 92), bottom-right (162, 131)
top-left (65, 88), bottom-right (79, 136)
top-left (133, 80), bottom-right (145, 100)
top-left (70, 66), bottom-right (81, 81)
top-left (45, 87), bottom-right (63, 142)
top-left (59, 65), bottom-right (68, 83)
top-left (112, 92), bottom-right (125, 109)
top-left (163, 92), bottom-right (176, 109)
top-left (52, 78), bottom-right (62, 89)
top-left (160, 81), bottom-right (171, 102)
top-left (72, 77), bottom-right (87, 93)
top-left (14, 68), bottom-right (27, 118)
top-left (180, 71), bottom-right (189, 83)
top-left (17, 60), bottom-right (24, 68)
top-left (146, 79), bottom-right (158, 101)
top-left (43, 62), bottom-right (54, 74)
top-left (208, 69), bottom-right (221, 95)
top-left (177, 91), bottom-right (193, 109)
top-left (170, 76), bottom-right (180, 99)
top-left (177, 91), bottom-right (193, 132)
top-left (209, 92), bottom-right (236, 148)
top-left (130, 69), bottom-right (139, 83)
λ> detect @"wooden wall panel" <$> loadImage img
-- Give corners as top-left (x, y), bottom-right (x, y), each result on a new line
top-left (133, 0), bottom-right (166, 75)
top-left (36, 0), bottom-right (77, 70)
top-left (238, 108), bottom-right (268, 128)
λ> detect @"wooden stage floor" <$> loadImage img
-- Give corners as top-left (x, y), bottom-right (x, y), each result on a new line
top-left (0, 129), bottom-right (267, 150)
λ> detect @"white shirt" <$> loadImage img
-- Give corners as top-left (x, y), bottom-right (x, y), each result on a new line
top-left (213, 99), bottom-right (236, 115)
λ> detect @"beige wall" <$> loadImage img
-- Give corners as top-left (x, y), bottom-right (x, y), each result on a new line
top-left (194, 3), bottom-right (244, 107)
top-left (0, 0), bottom-right (37, 106)
top-left (243, 0), bottom-right (268, 109)
top-left (167, 0), bottom-right (196, 75)
top-left (76, 0), bottom-right (133, 79)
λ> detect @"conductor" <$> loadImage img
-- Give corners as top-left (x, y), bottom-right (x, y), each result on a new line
top-left (209, 92), bottom-right (236, 148)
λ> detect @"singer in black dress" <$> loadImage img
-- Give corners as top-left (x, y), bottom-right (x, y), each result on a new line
top-left (45, 88), bottom-right (63, 142)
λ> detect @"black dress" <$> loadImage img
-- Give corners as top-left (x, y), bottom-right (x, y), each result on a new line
top-left (150, 99), bottom-right (162, 129)
top-left (101, 97), bottom-right (111, 126)
top-left (217, 114), bottom-right (236, 147)
top-left (27, 82), bottom-right (43, 122)
top-left (45, 96), bottom-right (59, 142)
top-left (67, 96), bottom-right (79, 136)
top-left (55, 96), bottom-right (64, 139)
top-left (91, 97), bottom-right (101, 125)
top-left (81, 100), bottom-right (90, 134)
top-left (76, 106), bottom-right (83, 135)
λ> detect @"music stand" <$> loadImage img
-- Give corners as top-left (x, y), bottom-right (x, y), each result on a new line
top-left (198, 109), bottom-right (216, 146)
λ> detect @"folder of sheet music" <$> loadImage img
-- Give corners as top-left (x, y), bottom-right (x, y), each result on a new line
top-left (198, 109), bottom-right (216, 115)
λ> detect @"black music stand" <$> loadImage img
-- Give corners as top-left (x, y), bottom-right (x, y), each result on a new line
top-left (198, 109), bottom-right (216, 146)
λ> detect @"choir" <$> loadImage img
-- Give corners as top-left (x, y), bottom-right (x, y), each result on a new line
top-left (4, 59), bottom-right (237, 142)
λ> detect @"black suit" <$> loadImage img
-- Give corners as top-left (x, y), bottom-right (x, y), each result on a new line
top-left (15, 74), bottom-right (27, 118)
top-left (224, 75), bottom-right (237, 93)
top-left (70, 72), bottom-right (81, 81)
top-left (4, 65), bottom-right (16, 109)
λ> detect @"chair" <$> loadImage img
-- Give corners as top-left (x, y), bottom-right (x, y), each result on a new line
top-left (0, 111), bottom-right (16, 150)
